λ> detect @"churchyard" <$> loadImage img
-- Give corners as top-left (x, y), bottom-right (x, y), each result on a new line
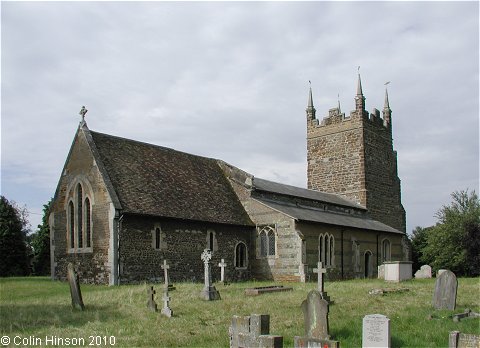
top-left (0, 276), bottom-right (478, 347)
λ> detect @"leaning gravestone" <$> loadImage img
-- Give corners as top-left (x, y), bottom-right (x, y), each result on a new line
top-left (433, 270), bottom-right (457, 310)
top-left (414, 265), bottom-right (432, 279)
top-left (229, 314), bottom-right (283, 348)
top-left (67, 263), bottom-right (85, 310)
top-left (147, 286), bottom-right (158, 312)
top-left (199, 249), bottom-right (221, 300)
top-left (362, 314), bottom-right (390, 348)
top-left (294, 289), bottom-right (339, 348)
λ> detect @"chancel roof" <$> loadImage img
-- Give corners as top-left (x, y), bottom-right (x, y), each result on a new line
top-left (88, 129), bottom-right (253, 226)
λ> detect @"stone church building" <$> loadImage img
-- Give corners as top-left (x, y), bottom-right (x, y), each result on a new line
top-left (49, 75), bottom-right (408, 285)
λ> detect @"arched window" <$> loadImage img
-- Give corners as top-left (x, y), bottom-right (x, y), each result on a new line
top-left (258, 225), bottom-right (276, 258)
top-left (267, 230), bottom-right (275, 256)
top-left (209, 232), bottom-right (214, 251)
top-left (382, 239), bottom-right (391, 262)
top-left (77, 184), bottom-right (83, 248)
top-left (329, 234), bottom-right (335, 266)
top-left (155, 227), bottom-right (161, 249)
top-left (235, 242), bottom-right (247, 268)
top-left (319, 234), bottom-right (335, 267)
top-left (85, 197), bottom-right (91, 248)
top-left (260, 231), bottom-right (267, 257)
top-left (69, 201), bottom-right (75, 248)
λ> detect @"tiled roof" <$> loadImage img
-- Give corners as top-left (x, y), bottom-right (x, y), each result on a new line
top-left (255, 198), bottom-right (403, 234)
top-left (88, 130), bottom-right (253, 226)
top-left (253, 178), bottom-right (365, 210)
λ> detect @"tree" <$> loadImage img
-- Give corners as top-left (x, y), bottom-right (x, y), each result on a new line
top-left (31, 200), bottom-right (52, 275)
top-left (420, 190), bottom-right (480, 276)
top-left (409, 225), bottom-right (431, 272)
top-left (0, 196), bottom-right (31, 276)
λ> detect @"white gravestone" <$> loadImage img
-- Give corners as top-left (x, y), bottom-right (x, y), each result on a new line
top-left (362, 314), bottom-right (390, 348)
top-left (218, 259), bottom-right (227, 283)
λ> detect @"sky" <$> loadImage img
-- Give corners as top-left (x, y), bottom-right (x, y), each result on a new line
top-left (1, 1), bottom-right (479, 235)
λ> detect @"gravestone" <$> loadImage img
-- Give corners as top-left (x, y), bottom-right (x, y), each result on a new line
top-left (147, 286), bottom-right (158, 312)
top-left (245, 285), bottom-right (293, 296)
top-left (437, 269), bottom-right (448, 277)
top-left (362, 314), bottom-right (390, 348)
top-left (199, 249), bottom-right (221, 300)
top-left (218, 259), bottom-right (227, 283)
top-left (414, 265), bottom-right (432, 279)
top-left (433, 270), bottom-right (457, 310)
top-left (229, 314), bottom-right (283, 348)
top-left (453, 309), bottom-right (480, 322)
top-left (313, 262), bottom-right (331, 303)
top-left (67, 263), bottom-right (85, 310)
top-left (449, 331), bottom-right (480, 348)
top-left (161, 259), bottom-right (175, 290)
top-left (160, 286), bottom-right (173, 318)
top-left (294, 290), bottom-right (339, 348)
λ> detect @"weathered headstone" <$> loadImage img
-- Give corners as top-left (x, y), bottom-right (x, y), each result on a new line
top-left (449, 331), bottom-right (480, 348)
top-left (362, 314), bottom-right (391, 348)
top-left (229, 314), bottom-right (283, 348)
top-left (294, 289), bottom-right (339, 348)
top-left (437, 269), bottom-right (448, 277)
top-left (200, 249), bottom-right (221, 300)
top-left (67, 263), bottom-right (85, 310)
top-left (414, 265), bottom-right (432, 279)
top-left (218, 258), bottom-right (227, 283)
top-left (147, 286), bottom-right (158, 312)
top-left (313, 261), bottom-right (331, 303)
top-left (433, 270), bottom-right (457, 310)
top-left (161, 259), bottom-right (175, 290)
top-left (160, 286), bottom-right (173, 318)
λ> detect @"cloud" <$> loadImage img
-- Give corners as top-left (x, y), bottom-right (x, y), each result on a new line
top-left (1, 1), bottom-right (478, 234)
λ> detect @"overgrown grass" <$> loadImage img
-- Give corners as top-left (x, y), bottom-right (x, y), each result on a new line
top-left (0, 277), bottom-right (478, 347)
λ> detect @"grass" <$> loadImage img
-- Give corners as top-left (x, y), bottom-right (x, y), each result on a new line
top-left (0, 277), bottom-right (479, 347)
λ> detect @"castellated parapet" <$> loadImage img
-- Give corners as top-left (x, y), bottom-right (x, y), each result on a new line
top-left (306, 76), bottom-right (406, 232)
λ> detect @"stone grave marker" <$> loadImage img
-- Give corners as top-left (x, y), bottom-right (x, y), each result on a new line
top-left (294, 289), bottom-right (339, 348)
top-left (67, 263), bottom-right (85, 311)
top-left (245, 285), bottom-right (293, 296)
top-left (449, 331), bottom-right (480, 348)
top-left (161, 259), bottom-right (175, 290)
top-left (229, 314), bottom-right (283, 348)
top-left (199, 249), bottom-right (221, 300)
top-left (453, 309), bottom-right (480, 323)
top-left (313, 261), bottom-right (331, 303)
top-left (414, 265), bottom-right (432, 279)
top-left (433, 270), bottom-right (457, 310)
top-left (147, 286), bottom-right (158, 312)
top-left (160, 286), bottom-right (173, 318)
top-left (378, 264), bottom-right (385, 280)
top-left (362, 314), bottom-right (390, 348)
top-left (218, 258), bottom-right (227, 283)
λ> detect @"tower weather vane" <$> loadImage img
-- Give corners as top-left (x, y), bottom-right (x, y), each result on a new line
top-left (79, 106), bottom-right (88, 122)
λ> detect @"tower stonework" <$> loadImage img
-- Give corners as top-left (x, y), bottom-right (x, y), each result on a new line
top-left (306, 76), bottom-right (406, 232)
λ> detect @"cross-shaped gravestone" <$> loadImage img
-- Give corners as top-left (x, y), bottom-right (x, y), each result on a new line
top-left (161, 286), bottom-right (173, 318)
top-left (313, 262), bottom-right (327, 292)
top-left (313, 262), bottom-right (331, 303)
top-left (161, 259), bottom-right (170, 288)
top-left (218, 258), bottom-right (227, 283)
top-left (201, 249), bottom-right (213, 288)
top-left (199, 249), bottom-right (221, 300)
top-left (147, 286), bottom-right (158, 312)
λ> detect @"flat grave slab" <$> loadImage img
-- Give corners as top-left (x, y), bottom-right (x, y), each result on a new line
top-left (245, 285), bottom-right (293, 296)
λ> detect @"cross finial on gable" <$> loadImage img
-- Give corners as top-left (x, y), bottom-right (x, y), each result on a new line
top-left (79, 106), bottom-right (88, 125)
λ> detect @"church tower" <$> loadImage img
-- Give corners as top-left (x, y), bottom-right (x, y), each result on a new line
top-left (306, 75), bottom-right (406, 232)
